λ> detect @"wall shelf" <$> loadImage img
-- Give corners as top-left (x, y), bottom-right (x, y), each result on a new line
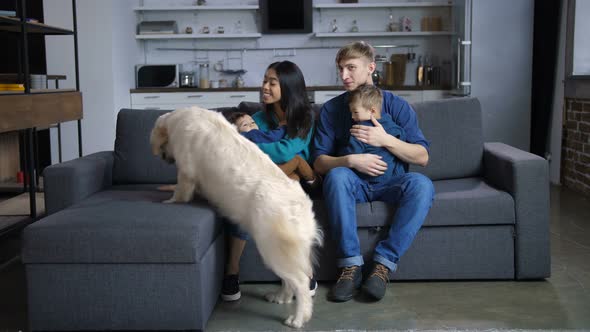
top-left (0, 88), bottom-right (77, 95)
top-left (0, 92), bottom-right (82, 133)
top-left (133, 5), bottom-right (259, 11)
top-left (314, 31), bottom-right (453, 38)
top-left (0, 16), bottom-right (73, 35)
top-left (313, 2), bottom-right (452, 9)
top-left (136, 33), bottom-right (261, 39)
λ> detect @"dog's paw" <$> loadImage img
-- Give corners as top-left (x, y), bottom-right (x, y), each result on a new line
top-left (162, 198), bottom-right (176, 204)
top-left (284, 315), bottom-right (304, 329)
top-left (265, 292), bottom-right (293, 304)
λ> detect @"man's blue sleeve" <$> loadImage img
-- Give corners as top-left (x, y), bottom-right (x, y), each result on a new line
top-left (311, 103), bottom-right (336, 164)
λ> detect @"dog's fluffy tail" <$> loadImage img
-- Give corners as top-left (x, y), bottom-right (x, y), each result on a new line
top-left (310, 226), bottom-right (324, 273)
top-left (269, 216), bottom-right (323, 278)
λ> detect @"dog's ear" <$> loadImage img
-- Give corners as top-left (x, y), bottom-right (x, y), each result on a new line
top-left (151, 125), bottom-right (168, 156)
top-left (151, 114), bottom-right (169, 156)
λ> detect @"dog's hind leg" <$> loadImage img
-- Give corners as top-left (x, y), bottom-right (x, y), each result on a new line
top-left (265, 279), bottom-right (294, 304)
top-left (283, 272), bottom-right (312, 328)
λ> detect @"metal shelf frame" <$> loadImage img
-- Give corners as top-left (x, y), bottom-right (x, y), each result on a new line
top-left (0, 0), bottom-right (82, 220)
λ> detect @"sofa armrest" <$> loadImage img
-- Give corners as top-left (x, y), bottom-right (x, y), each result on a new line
top-left (483, 142), bottom-right (550, 279)
top-left (43, 151), bottom-right (114, 215)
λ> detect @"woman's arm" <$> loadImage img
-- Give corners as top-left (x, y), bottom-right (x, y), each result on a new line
top-left (257, 134), bottom-right (310, 164)
top-left (252, 111), bottom-right (313, 164)
top-left (243, 126), bottom-right (287, 143)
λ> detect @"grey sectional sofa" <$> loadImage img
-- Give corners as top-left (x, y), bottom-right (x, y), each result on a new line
top-left (21, 97), bottom-right (550, 331)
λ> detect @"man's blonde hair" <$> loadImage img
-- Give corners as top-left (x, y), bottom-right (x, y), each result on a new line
top-left (349, 84), bottom-right (382, 112)
top-left (335, 41), bottom-right (375, 64)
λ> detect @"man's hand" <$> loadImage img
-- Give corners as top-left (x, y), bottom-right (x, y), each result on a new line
top-left (348, 153), bottom-right (388, 177)
top-left (350, 115), bottom-right (393, 147)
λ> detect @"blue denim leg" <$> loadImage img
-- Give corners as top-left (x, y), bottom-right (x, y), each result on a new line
top-left (371, 172), bottom-right (435, 272)
top-left (323, 167), bottom-right (369, 268)
top-left (224, 219), bottom-right (250, 241)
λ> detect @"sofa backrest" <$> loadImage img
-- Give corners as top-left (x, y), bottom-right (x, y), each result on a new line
top-left (408, 97), bottom-right (483, 180)
top-left (112, 97), bottom-right (482, 184)
top-left (113, 106), bottom-right (241, 184)
top-left (238, 98), bottom-right (484, 181)
top-left (113, 109), bottom-right (178, 184)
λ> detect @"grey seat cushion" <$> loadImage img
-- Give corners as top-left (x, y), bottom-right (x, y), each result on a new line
top-left (22, 190), bottom-right (221, 264)
top-left (314, 177), bottom-right (514, 228)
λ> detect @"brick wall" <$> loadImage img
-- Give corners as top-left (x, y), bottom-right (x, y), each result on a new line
top-left (561, 99), bottom-right (590, 196)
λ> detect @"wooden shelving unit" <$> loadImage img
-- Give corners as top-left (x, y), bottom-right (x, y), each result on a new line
top-left (0, 0), bottom-right (82, 222)
top-left (0, 15), bottom-right (74, 34)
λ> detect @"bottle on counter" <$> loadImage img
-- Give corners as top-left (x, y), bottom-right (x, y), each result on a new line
top-left (199, 63), bottom-right (210, 88)
top-left (424, 55), bottom-right (433, 86)
top-left (234, 74), bottom-right (245, 88)
top-left (416, 55), bottom-right (424, 86)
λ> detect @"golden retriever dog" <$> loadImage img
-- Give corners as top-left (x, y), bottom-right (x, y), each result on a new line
top-left (150, 106), bottom-right (322, 328)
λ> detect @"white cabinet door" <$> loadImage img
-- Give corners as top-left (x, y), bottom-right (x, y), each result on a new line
top-left (422, 90), bottom-right (452, 101)
top-left (390, 90), bottom-right (423, 104)
top-left (314, 91), bottom-right (344, 104)
top-left (131, 91), bottom-right (260, 109)
top-left (131, 104), bottom-right (177, 110)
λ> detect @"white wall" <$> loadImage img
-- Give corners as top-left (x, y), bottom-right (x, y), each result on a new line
top-left (470, 0), bottom-right (534, 151)
top-left (44, 0), bottom-right (535, 161)
top-left (44, 0), bottom-right (140, 163)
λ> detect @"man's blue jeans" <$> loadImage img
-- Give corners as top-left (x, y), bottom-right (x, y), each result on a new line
top-left (323, 167), bottom-right (435, 272)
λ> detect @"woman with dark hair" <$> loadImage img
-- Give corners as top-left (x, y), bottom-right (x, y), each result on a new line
top-left (222, 60), bottom-right (318, 302)
top-left (257, 60), bottom-right (314, 163)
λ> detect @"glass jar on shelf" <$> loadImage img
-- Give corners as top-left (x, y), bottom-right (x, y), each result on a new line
top-left (199, 64), bottom-right (210, 88)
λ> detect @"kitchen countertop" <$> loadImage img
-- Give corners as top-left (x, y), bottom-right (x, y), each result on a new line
top-left (130, 85), bottom-right (451, 93)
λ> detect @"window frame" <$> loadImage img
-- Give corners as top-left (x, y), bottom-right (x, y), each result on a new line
top-left (565, 0), bottom-right (590, 98)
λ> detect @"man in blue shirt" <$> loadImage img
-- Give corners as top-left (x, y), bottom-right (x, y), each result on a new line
top-left (313, 41), bottom-right (435, 302)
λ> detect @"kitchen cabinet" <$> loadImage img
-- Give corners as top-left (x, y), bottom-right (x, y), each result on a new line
top-left (313, 90), bottom-right (344, 104)
top-left (391, 90), bottom-right (423, 104)
top-left (422, 89), bottom-right (452, 101)
top-left (130, 91), bottom-right (260, 110)
top-left (313, 89), bottom-right (449, 105)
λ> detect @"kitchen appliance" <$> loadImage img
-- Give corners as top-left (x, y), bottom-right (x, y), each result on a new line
top-left (260, 0), bottom-right (312, 34)
top-left (135, 64), bottom-right (179, 88)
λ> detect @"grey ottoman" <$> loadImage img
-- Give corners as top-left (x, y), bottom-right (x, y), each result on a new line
top-left (22, 189), bottom-right (224, 331)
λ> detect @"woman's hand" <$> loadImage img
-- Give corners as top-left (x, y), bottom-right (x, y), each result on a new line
top-left (350, 116), bottom-right (391, 147)
top-left (348, 153), bottom-right (388, 177)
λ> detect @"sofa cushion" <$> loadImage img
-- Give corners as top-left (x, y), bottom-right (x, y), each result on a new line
top-left (409, 97), bottom-right (484, 180)
top-left (22, 190), bottom-right (221, 264)
top-left (113, 109), bottom-right (177, 184)
top-left (314, 177), bottom-right (514, 228)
